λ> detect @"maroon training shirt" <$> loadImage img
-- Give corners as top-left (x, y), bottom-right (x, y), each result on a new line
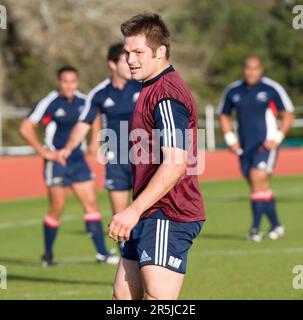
top-left (129, 65), bottom-right (206, 222)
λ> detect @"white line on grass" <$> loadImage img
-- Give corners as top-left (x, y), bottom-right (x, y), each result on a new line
top-left (5, 288), bottom-right (112, 299)
top-left (0, 214), bottom-right (79, 229)
top-left (0, 211), bottom-right (112, 230)
top-left (197, 247), bottom-right (303, 256)
top-left (60, 256), bottom-right (96, 263)
top-left (211, 187), bottom-right (303, 201)
top-left (0, 187), bottom-right (302, 230)
top-left (53, 247), bottom-right (303, 263)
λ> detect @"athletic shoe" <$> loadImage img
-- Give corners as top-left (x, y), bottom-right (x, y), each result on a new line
top-left (41, 254), bottom-right (57, 267)
top-left (267, 225), bottom-right (285, 240)
top-left (96, 253), bottom-right (120, 265)
top-left (247, 229), bottom-right (263, 242)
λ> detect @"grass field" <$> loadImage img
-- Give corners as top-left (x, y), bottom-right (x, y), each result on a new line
top-left (0, 175), bottom-right (303, 300)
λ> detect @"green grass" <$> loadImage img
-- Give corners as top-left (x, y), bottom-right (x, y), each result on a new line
top-left (0, 176), bottom-right (303, 300)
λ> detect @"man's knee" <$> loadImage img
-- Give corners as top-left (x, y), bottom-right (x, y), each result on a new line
top-left (83, 197), bottom-right (99, 213)
top-left (113, 280), bottom-right (143, 300)
top-left (49, 202), bottom-right (65, 217)
top-left (144, 291), bottom-right (159, 300)
top-left (250, 169), bottom-right (269, 190)
top-left (143, 289), bottom-right (177, 300)
top-left (112, 283), bottom-right (132, 300)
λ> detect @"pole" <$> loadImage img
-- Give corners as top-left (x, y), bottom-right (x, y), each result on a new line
top-left (205, 104), bottom-right (216, 151)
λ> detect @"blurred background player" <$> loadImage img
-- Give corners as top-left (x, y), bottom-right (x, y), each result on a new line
top-left (79, 43), bottom-right (141, 253)
top-left (218, 55), bottom-right (295, 242)
top-left (19, 66), bottom-right (119, 266)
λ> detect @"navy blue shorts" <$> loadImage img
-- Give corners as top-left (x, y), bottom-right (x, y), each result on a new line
top-left (240, 146), bottom-right (279, 177)
top-left (122, 209), bottom-right (203, 274)
top-left (44, 157), bottom-right (94, 187)
top-left (104, 163), bottom-right (132, 191)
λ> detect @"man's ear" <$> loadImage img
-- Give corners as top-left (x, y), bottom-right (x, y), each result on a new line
top-left (156, 45), bottom-right (167, 59)
top-left (108, 60), bottom-right (117, 71)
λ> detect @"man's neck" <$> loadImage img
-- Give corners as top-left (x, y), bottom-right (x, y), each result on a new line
top-left (58, 90), bottom-right (74, 102)
top-left (144, 61), bottom-right (171, 82)
top-left (111, 74), bottom-right (128, 90)
top-left (245, 77), bottom-right (262, 87)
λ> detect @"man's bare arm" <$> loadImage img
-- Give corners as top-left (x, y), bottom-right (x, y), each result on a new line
top-left (19, 118), bottom-right (57, 160)
top-left (279, 111), bottom-right (295, 135)
top-left (131, 147), bottom-right (187, 215)
top-left (219, 114), bottom-right (242, 155)
top-left (108, 147), bottom-right (187, 242)
top-left (87, 115), bottom-right (101, 159)
top-left (219, 114), bottom-right (233, 133)
top-left (264, 111), bottom-right (295, 150)
top-left (57, 121), bottom-right (91, 165)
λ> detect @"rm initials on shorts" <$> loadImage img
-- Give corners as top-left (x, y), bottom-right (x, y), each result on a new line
top-left (168, 256), bottom-right (182, 269)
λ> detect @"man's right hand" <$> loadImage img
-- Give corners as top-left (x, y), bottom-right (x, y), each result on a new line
top-left (57, 148), bottom-right (72, 165)
top-left (40, 148), bottom-right (59, 161)
top-left (230, 143), bottom-right (243, 156)
top-left (224, 131), bottom-right (243, 156)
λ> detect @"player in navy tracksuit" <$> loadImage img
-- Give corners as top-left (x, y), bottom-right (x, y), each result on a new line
top-left (19, 66), bottom-right (119, 266)
top-left (218, 55), bottom-right (295, 241)
top-left (78, 43), bottom-right (141, 252)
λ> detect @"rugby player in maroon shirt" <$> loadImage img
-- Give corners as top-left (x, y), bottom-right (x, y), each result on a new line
top-left (58, 13), bottom-right (205, 300)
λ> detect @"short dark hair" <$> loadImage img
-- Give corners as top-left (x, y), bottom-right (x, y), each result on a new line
top-left (107, 42), bottom-right (125, 64)
top-left (121, 12), bottom-right (170, 59)
top-left (57, 65), bottom-right (78, 79)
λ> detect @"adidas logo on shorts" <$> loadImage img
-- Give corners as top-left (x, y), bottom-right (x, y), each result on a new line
top-left (140, 250), bottom-right (152, 262)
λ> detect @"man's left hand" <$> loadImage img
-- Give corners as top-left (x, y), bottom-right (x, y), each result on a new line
top-left (108, 206), bottom-right (141, 242)
top-left (57, 148), bottom-right (72, 165)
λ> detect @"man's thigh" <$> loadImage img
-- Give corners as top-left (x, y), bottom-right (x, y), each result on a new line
top-left (44, 160), bottom-right (66, 187)
top-left (71, 180), bottom-right (99, 212)
top-left (141, 265), bottom-right (184, 300)
top-left (67, 157), bottom-right (95, 185)
top-left (252, 147), bottom-right (278, 175)
top-left (113, 258), bottom-right (143, 300)
top-left (121, 209), bottom-right (203, 300)
top-left (105, 163), bottom-right (132, 191)
top-left (47, 186), bottom-right (68, 218)
top-left (108, 190), bottom-right (130, 214)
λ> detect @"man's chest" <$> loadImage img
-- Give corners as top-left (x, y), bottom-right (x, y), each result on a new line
top-left (130, 91), bottom-right (155, 133)
top-left (50, 103), bottom-right (83, 125)
top-left (101, 91), bottom-right (138, 118)
top-left (232, 88), bottom-right (272, 114)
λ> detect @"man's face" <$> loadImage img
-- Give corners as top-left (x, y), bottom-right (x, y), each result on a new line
top-left (58, 71), bottom-right (78, 99)
top-left (124, 34), bottom-right (159, 81)
top-left (243, 58), bottom-right (263, 86)
top-left (109, 53), bottom-right (131, 80)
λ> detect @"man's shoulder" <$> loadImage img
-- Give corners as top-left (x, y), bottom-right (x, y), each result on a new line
top-left (37, 90), bottom-right (59, 108)
top-left (87, 78), bottom-right (111, 100)
top-left (74, 90), bottom-right (87, 102)
top-left (224, 80), bottom-right (243, 95)
top-left (161, 70), bottom-right (196, 109)
top-left (153, 70), bottom-right (192, 101)
top-left (164, 69), bottom-right (189, 91)
top-left (260, 77), bottom-right (286, 93)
